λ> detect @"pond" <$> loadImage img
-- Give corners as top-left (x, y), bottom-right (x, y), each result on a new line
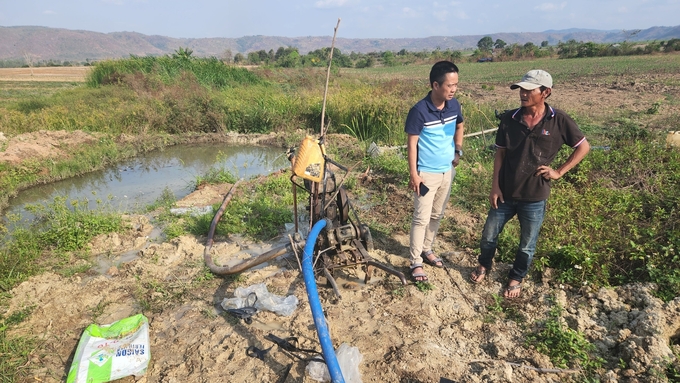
top-left (3, 143), bottom-right (290, 225)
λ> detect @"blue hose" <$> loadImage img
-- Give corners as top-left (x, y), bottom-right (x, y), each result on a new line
top-left (302, 218), bottom-right (345, 383)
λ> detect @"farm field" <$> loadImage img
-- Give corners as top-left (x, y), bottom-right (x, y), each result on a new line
top-left (1, 54), bottom-right (680, 383)
top-left (0, 66), bottom-right (90, 82)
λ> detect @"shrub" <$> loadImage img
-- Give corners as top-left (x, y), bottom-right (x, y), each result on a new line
top-left (540, 134), bottom-right (680, 300)
top-left (87, 56), bottom-right (261, 89)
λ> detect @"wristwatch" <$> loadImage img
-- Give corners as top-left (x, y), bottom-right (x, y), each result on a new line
top-left (455, 149), bottom-right (463, 157)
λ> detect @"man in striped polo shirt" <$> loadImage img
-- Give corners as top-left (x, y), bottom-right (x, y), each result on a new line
top-left (404, 61), bottom-right (465, 282)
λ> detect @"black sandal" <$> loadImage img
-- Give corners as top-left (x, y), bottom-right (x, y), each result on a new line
top-left (410, 264), bottom-right (428, 282)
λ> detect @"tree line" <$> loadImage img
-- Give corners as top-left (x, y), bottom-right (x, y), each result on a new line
top-left (2, 37), bottom-right (679, 69)
top-left (475, 36), bottom-right (680, 61)
top-left (222, 36), bottom-right (680, 67)
top-left (554, 38), bottom-right (680, 58)
top-left (222, 46), bottom-right (444, 68)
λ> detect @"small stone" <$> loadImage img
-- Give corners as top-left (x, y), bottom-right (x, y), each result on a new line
top-left (622, 368), bottom-right (636, 377)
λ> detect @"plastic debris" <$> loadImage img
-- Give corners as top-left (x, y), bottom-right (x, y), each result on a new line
top-left (306, 343), bottom-right (363, 383)
top-left (169, 206), bottom-right (213, 217)
top-left (221, 283), bottom-right (298, 317)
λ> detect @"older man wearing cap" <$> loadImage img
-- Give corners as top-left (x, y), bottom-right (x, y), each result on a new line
top-left (469, 69), bottom-right (590, 298)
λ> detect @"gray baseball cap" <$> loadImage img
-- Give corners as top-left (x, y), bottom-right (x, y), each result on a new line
top-left (510, 69), bottom-right (553, 90)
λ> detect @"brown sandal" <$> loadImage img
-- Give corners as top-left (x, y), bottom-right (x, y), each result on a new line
top-left (469, 266), bottom-right (487, 284)
top-left (504, 283), bottom-right (522, 298)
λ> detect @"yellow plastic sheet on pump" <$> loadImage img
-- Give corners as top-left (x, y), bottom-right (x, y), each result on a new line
top-left (293, 136), bottom-right (325, 183)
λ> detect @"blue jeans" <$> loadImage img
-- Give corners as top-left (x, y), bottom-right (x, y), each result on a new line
top-left (478, 199), bottom-right (546, 282)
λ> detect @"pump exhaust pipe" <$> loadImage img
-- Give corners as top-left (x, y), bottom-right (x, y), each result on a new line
top-left (204, 242), bottom-right (300, 275)
top-left (203, 179), bottom-right (304, 275)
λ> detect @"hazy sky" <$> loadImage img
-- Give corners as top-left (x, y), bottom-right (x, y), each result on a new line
top-left (1, 0), bottom-right (679, 39)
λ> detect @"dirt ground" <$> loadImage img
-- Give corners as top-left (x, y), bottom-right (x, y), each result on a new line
top-left (0, 130), bottom-right (101, 165)
top-left (2, 72), bottom-right (680, 383)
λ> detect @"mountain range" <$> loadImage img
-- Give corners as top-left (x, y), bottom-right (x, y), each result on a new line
top-left (1, 25), bottom-right (680, 63)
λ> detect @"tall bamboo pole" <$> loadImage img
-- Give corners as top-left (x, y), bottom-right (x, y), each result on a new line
top-left (320, 18), bottom-right (341, 137)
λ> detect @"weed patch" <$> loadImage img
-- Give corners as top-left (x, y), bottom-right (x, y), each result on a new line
top-left (0, 306), bottom-right (36, 383)
top-left (526, 296), bottom-right (604, 375)
top-left (0, 196), bottom-right (124, 291)
top-left (149, 171), bottom-right (295, 242)
top-left (88, 56), bottom-right (261, 89)
top-left (366, 150), bottom-right (408, 185)
top-left (414, 281), bottom-right (435, 293)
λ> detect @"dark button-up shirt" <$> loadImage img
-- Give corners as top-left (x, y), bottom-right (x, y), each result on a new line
top-left (495, 103), bottom-right (587, 201)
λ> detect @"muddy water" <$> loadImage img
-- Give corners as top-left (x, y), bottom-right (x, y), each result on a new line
top-left (4, 143), bottom-right (289, 223)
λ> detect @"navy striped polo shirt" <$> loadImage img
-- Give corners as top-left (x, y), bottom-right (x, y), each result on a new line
top-left (404, 91), bottom-right (464, 173)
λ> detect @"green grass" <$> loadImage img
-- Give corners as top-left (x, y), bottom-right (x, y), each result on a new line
top-left (0, 81), bottom-right (81, 108)
top-left (0, 332), bottom-right (36, 382)
top-left (0, 196), bottom-right (124, 290)
top-left (210, 172), bottom-right (295, 241)
top-left (192, 166), bottom-right (238, 189)
top-left (145, 170), bottom-right (295, 242)
top-left (365, 148), bottom-right (408, 184)
top-left (0, 306), bottom-right (37, 382)
top-left (343, 54), bottom-right (680, 86)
